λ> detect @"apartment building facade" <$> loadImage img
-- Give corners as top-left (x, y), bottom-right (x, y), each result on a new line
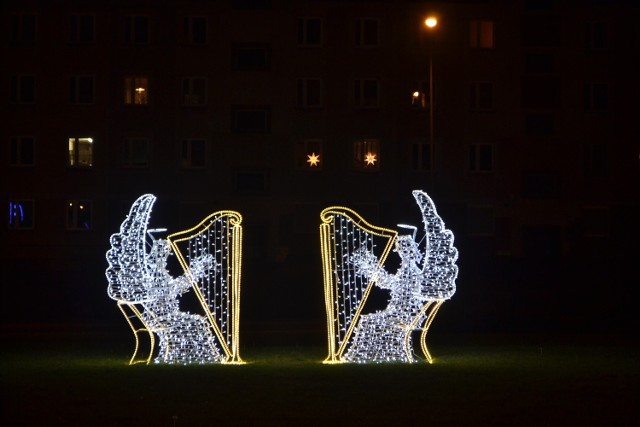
top-left (2, 0), bottom-right (637, 326)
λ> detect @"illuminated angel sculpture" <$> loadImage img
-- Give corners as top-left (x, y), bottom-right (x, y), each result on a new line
top-left (320, 190), bottom-right (458, 363)
top-left (106, 194), bottom-right (243, 364)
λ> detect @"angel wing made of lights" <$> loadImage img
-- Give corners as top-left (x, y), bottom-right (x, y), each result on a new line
top-left (106, 193), bottom-right (158, 303)
top-left (401, 190), bottom-right (459, 363)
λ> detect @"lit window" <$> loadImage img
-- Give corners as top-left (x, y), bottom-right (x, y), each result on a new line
top-left (67, 200), bottom-right (92, 230)
top-left (296, 139), bottom-right (323, 171)
top-left (182, 77), bottom-right (207, 106)
top-left (232, 107), bottom-right (271, 133)
top-left (297, 79), bottom-right (322, 108)
top-left (124, 15), bottom-right (149, 44)
top-left (70, 14), bottom-right (95, 43)
top-left (10, 13), bottom-right (36, 44)
top-left (70, 75), bottom-right (95, 104)
top-left (68, 137), bottom-right (93, 167)
top-left (411, 143), bottom-right (432, 171)
top-left (585, 22), bottom-right (607, 49)
top-left (234, 45), bottom-right (270, 70)
top-left (183, 16), bottom-right (207, 45)
top-left (355, 18), bottom-right (379, 47)
top-left (298, 17), bottom-right (322, 46)
top-left (470, 20), bottom-right (494, 48)
top-left (470, 82), bottom-right (493, 110)
top-left (181, 139), bottom-right (206, 168)
top-left (469, 144), bottom-right (494, 173)
top-left (410, 80), bottom-right (433, 110)
top-left (354, 79), bottom-right (379, 108)
top-left (354, 139), bottom-right (380, 170)
top-left (10, 137), bottom-right (35, 166)
top-left (124, 76), bottom-right (149, 105)
top-left (10, 75), bottom-right (36, 104)
top-left (584, 83), bottom-right (609, 112)
top-left (123, 137), bottom-right (149, 167)
top-left (8, 200), bottom-right (34, 229)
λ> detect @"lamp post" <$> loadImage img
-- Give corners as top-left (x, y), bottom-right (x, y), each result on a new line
top-left (424, 17), bottom-right (437, 172)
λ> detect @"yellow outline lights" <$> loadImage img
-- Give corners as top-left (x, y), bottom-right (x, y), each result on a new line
top-left (106, 194), bottom-right (244, 364)
top-left (320, 190), bottom-right (458, 364)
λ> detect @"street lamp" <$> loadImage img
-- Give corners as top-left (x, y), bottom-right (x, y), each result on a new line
top-left (425, 17), bottom-right (437, 172)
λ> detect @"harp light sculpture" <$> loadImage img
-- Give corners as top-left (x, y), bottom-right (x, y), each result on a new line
top-left (106, 194), bottom-right (244, 365)
top-left (320, 190), bottom-right (458, 364)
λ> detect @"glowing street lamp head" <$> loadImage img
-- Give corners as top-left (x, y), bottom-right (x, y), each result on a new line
top-left (425, 17), bottom-right (438, 28)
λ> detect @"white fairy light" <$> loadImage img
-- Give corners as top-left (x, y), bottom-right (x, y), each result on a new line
top-left (106, 194), bottom-right (243, 365)
top-left (321, 190), bottom-right (458, 364)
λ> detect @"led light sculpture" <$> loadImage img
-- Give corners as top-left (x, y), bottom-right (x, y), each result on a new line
top-left (106, 194), bottom-right (243, 364)
top-left (320, 190), bottom-right (458, 363)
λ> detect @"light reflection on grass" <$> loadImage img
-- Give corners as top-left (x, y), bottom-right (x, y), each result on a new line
top-left (2, 336), bottom-right (638, 426)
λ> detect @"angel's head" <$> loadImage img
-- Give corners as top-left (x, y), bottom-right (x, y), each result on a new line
top-left (395, 235), bottom-right (423, 264)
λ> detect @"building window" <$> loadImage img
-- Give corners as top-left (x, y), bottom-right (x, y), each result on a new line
top-left (67, 200), bottom-right (92, 230)
top-left (8, 200), bottom-right (34, 229)
top-left (233, 45), bottom-right (270, 70)
top-left (410, 80), bottom-right (433, 110)
top-left (585, 22), bottom-right (607, 49)
top-left (584, 144), bottom-right (608, 177)
top-left (470, 82), bottom-right (494, 110)
top-left (525, 113), bottom-right (555, 136)
top-left (355, 18), bottom-right (379, 47)
top-left (232, 107), bottom-right (271, 133)
top-left (10, 75), bottom-right (36, 104)
top-left (584, 83), bottom-right (609, 112)
top-left (411, 143), bottom-right (432, 171)
top-left (522, 16), bottom-right (560, 48)
top-left (124, 76), bottom-right (149, 105)
top-left (70, 14), bottom-right (95, 43)
top-left (235, 171), bottom-right (267, 194)
top-left (70, 75), bottom-right (95, 105)
top-left (10, 13), bottom-right (36, 44)
top-left (469, 144), bottom-right (494, 173)
top-left (181, 139), bottom-right (206, 168)
top-left (68, 137), bottom-right (93, 167)
top-left (182, 77), bottom-right (207, 106)
top-left (295, 139), bottom-right (323, 171)
top-left (297, 78), bottom-right (322, 108)
top-left (354, 139), bottom-right (380, 170)
top-left (123, 137), bottom-right (149, 167)
top-left (124, 15), bottom-right (149, 44)
top-left (354, 79), bottom-right (379, 108)
top-left (182, 16), bottom-right (207, 45)
top-left (470, 20), bottom-right (494, 48)
top-left (298, 17), bottom-right (322, 46)
top-left (10, 137), bottom-right (35, 166)
top-left (468, 205), bottom-right (495, 236)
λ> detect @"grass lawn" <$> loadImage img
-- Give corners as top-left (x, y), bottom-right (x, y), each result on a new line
top-left (1, 325), bottom-right (638, 426)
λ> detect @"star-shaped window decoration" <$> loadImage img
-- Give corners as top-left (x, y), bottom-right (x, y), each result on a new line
top-left (307, 152), bottom-right (321, 167)
top-left (364, 152), bottom-right (377, 166)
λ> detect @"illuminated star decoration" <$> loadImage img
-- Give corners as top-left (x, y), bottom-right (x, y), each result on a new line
top-left (364, 152), bottom-right (377, 166)
top-left (307, 152), bottom-right (320, 167)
